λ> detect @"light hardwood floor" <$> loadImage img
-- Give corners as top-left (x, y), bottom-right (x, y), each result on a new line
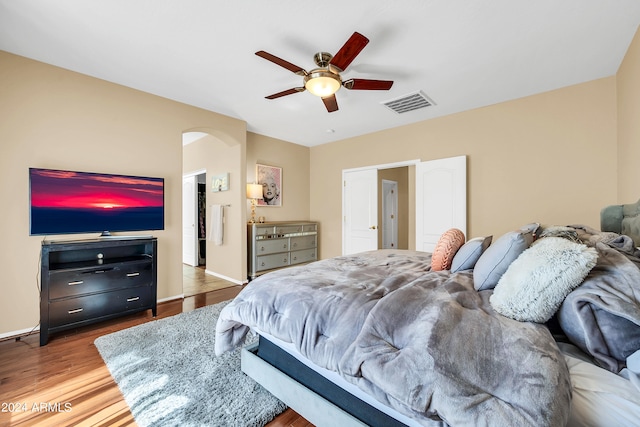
top-left (0, 271), bottom-right (310, 427)
top-left (182, 264), bottom-right (239, 296)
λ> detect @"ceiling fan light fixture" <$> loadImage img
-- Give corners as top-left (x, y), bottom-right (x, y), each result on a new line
top-left (304, 70), bottom-right (341, 97)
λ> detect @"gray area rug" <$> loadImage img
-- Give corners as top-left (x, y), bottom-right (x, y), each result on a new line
top-left (94, 300), bottom-right (287, 426)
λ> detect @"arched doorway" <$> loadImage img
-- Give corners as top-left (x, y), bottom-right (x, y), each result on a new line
top-left (182, 130), bottom-right (247, 296)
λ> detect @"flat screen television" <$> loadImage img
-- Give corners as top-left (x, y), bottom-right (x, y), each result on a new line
top-left (29, 168), bottom-right (165, 236)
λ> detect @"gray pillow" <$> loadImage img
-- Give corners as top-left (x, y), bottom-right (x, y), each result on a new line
top-left (490, 237), bottom-right (598, 323)
top-left (451, 236), bottom-right (492, 272)
top-left (520, 222), bottom-right (541, 237)
top-left (473, 229), bottom-right (535, 290)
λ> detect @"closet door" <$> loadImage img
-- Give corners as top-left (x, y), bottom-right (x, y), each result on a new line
top-left (415, 156), bottom-right (466, 252)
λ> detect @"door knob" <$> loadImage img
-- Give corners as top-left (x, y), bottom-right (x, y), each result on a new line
top-left (369, 225), bottom-right (377, 230)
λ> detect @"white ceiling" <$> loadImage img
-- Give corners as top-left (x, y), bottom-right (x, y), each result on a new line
top-left (1, 1), bottom-right (640, 147)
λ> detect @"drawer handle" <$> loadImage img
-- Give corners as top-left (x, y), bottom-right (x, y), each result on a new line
top-left (260, 246), bottom-right (265, 251)
top-left (261, 262), bottom-right (265, 266)
top-left (293, 256), bottom-right (297, 261)
top-left (292, 243), bottom-right (297, 248)
top-left (283, 258), bottom-right (288, 263)
top-left (68, 308), bottom-right (83, 314)
top-left (283, 244), bottom-right (287, 249)
top-left (68, 280), bottom-right (84, 286)
top-left (127, 272), bottom-right (140, 277)
top-left (126, 297), bottom-right (140, 302)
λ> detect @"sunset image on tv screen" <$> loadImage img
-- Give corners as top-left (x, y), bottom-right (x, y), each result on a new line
top-left (29, 168), bottom-right (164, 235)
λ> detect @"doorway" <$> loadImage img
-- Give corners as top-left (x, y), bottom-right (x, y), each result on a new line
top-left (182, 170), bottom-right (206, 267)
top-left (342, 156), bottom-right (466, 255)
top-left (342, 160), bottom-right (415, 255)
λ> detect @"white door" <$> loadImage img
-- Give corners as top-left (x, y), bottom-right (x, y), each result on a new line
top-left (382, 180), bottom-right (398, 249)
top-left (415, 156), bottom-right (467, 252)
top-left (343, 168), bottom-right (378, 255)
top-left (182, 175), bottom-right (198, 266)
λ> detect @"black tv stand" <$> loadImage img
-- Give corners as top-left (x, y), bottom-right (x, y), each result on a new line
top-left (39, 236), bottom-right (157, 346)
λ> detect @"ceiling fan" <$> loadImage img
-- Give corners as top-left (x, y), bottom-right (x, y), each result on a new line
top-left (256, 32), bottom-right (394, 113)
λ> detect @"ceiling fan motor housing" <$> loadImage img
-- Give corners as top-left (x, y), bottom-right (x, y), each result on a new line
top-left (313, 51), bottom-right (333, 67)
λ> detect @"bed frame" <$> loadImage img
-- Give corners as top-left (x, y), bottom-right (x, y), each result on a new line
top-left (241, 336), bottom-right (429, 427)
top-left (242, 342), bottom-right (365, 427)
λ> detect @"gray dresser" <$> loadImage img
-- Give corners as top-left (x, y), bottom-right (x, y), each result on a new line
top-left (247, 221), bottom-right (318, 280)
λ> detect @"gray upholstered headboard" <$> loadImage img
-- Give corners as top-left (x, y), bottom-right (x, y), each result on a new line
top-left (601, 199), bottom-right (640, 246)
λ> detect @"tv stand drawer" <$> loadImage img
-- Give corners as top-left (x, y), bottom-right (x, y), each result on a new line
top-left (48, 286), bottom-right (155, 328)
top-left (48, 261), bottom-right (153, 299)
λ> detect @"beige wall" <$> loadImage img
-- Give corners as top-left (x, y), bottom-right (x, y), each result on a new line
top-left (246, 132), bottom-right (310, 223)
top-left (310, 77), bottom-right (619, 259)
top-left (0, 51), bottom-right (246, 336)
top-left (617, 26), bottom-right (640, 202)
top-left (2, 24), bottom-right (639, 337)
top-left (183, 134), bottom-right (246, 282)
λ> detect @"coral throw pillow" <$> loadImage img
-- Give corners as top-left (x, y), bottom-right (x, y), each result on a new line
top-left (431, 228), bottom-right (466, 271)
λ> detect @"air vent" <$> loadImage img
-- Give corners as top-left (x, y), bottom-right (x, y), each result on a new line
top-left (382, 91), bottom-right (435, 114)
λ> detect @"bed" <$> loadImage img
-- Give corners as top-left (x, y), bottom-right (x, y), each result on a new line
top-left (215, 206), bottom-right (640, 426)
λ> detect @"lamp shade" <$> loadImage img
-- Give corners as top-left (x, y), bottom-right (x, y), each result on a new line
top-left (247, 183), bottom-right (263, 200)
top-left (304, 70), bottom-right (341, 97)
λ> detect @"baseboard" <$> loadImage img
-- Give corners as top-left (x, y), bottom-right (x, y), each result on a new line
top-left (204, 269), bottom-right (247, 285)
top-left (0, 325), bottom-right (40, 342)
top-left (158, 294), bottom-right (184, 303)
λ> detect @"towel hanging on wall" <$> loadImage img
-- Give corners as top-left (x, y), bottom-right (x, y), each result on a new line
top-left (209, 204), bottom-right (224, 245)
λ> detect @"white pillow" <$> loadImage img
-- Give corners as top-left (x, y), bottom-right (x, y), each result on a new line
top-left (490, 237), bottom-right (598, 323)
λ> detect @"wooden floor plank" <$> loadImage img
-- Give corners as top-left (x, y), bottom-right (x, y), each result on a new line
top-left (0, 269), bottom-right (311, 427)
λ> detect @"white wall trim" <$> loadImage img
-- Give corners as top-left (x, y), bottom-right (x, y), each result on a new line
top-left (0, 326), bottom-right (39, 341)
top-left (342, 159), bottom-right (420, 174)
top-left (183, 168), bottom-right (206, 178)
top-left (205, 269), bottom-right (247, 285)
top-left (158, 294), bottom-right (184, 303)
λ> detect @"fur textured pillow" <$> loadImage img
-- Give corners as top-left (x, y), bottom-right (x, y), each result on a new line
top-left (490, 237), bottom-right (598, 323)
top-left (431, 228), bottom-right (465, 271)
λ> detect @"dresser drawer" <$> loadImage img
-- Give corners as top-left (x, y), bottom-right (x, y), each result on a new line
top-left (255, 238), bottom-right (289, 255)
top-left (290, 248), bottom-right (317, 265)
top-left (276, 225), bottom-right (304, 234)
top-left (48, 261), bottom-right (153, 300)
top-left (302, 223), bottom-right (317, 232)
top-left (256, 253), bottom-right (290, 272)
top-left (253, 226), bottom-right (276, 236)
top-left (48, 286), bottom-right (155, 328)
top-left (290, 235), bottom-right (317, 251)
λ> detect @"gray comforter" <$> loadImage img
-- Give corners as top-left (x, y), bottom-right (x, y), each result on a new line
top-left (215, 250), bottom-right (571, 427)
top-left (558, 225), bottom-right (640, 373)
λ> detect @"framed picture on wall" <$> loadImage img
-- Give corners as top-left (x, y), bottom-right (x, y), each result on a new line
top-left (256, 163), bottom-right (282, 206)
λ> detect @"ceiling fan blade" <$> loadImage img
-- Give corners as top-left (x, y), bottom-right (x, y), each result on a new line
top-left (329, 32), bottom-right (369, 72)
top-left (322, 94), bottom-right (339, 112)
top-left (255, 51), bottom-right (308, 76)
top-left (265, 87), bottom-right (305, 99)
top-left (343, 78), bottom-right (394, 90)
